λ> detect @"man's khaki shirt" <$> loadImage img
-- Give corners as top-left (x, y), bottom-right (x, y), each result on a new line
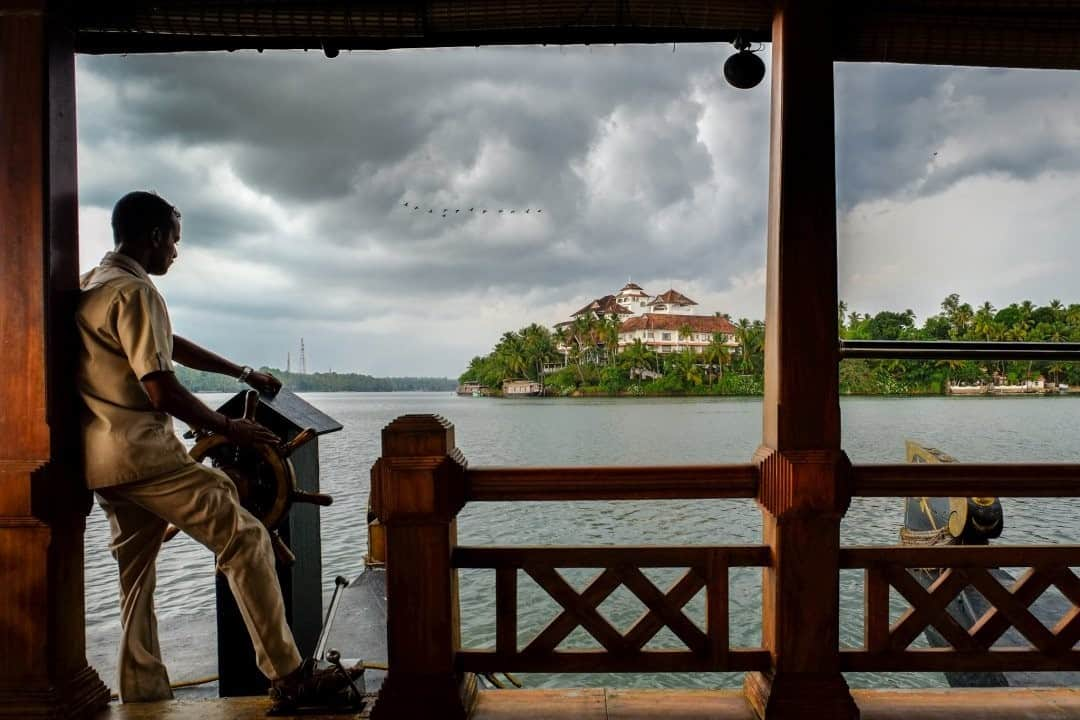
top-left (77, 252), bottom-right (193, 489)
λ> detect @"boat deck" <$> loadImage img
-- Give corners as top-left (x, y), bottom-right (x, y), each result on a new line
top-left (98, 687), bottom-right (1080, 720)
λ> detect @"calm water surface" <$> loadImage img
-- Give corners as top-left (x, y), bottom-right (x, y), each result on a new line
top-left (84, 393), bottom-right (1080, 691)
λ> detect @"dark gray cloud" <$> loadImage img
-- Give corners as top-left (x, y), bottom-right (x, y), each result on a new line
top-left (834, 64), bottom-right (1080, 209)
top-left (76, 47), bottom-right (1080, 375)
top-left (80, 45), bottom-right (770, 301)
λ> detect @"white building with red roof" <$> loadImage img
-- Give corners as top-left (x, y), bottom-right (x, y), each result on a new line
top-left (646, 289), bottom-right (698, 315)
top-left (619, 312), bottom-right (738, 355)
top-left (614, 282), bottom-right (651, 313)
top-left (557, 283), bottom-right (740, 357)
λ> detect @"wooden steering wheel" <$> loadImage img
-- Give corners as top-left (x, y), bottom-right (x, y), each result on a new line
top-left (163, 390), bottom-right (333, 565)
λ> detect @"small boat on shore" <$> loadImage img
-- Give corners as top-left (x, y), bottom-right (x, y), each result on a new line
top-left (947, 384), bottom-right (989, 395)
top-left (457, 381), bottom-right (491, 397)
top-left (502, 379), bottom-right (542, 396)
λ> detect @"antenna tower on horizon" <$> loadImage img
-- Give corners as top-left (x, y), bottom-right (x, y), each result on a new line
top-left (286, 351), bottom-right (291, 374)
top-left (300, 338), bottom-right (307, 375)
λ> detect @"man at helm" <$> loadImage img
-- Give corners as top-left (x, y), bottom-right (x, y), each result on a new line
top-left (77, 191), bottom-right (348, 707)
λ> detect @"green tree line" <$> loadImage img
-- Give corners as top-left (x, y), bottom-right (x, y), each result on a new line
top-left (461, 294), bottom-right (1080, 397)
top-left (838, 294), bottom-right (1080, 394)
top-left (176, 365), bottom-right (456, 393)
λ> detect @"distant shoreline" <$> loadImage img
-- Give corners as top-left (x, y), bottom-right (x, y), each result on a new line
top-left (177, 365), bottom-right (456, 393)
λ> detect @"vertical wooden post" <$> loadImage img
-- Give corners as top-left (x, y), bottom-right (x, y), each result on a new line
top-left (0, 2), bottom-right (111, 716)
top-left (370, 415), bottom-right (476, 720)
top-left (743, 1), bottom-right (858, 718)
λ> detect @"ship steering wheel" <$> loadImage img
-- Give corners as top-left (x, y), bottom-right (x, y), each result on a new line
top-left (163, 390), bottom-right (333, 565)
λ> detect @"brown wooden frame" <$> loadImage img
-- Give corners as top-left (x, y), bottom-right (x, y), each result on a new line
top-left (842, 546), bottom-right (1080, 673)
top-left (853, 464), bottom-right (1080, 497)
top-left (7, 1), bottom-right (1080, 718)
top-left (454, 545), bottom-right (770, 673)
top-left (466, 465), bottom-right (758, 501)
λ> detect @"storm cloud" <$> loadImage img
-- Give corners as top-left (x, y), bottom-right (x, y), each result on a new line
top-left (76, 46), bottom-right (1080, 376)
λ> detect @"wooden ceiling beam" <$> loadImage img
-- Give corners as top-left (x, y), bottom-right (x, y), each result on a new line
top-left (69, 1), bottom-right (1080, 69)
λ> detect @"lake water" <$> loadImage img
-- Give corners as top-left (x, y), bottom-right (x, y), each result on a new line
top-left (84, 393), bottom-right (1080, 692)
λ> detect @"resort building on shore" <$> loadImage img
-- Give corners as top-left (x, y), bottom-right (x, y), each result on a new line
top-left (619, 312), bottom-right (738, 354)
top-left (558, 282), bottom-right (739, 356)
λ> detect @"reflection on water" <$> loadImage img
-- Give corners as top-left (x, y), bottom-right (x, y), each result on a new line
top-left (85, 393), bottom-right (1080, 690)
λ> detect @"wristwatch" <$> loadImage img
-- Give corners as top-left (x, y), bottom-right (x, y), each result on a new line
top-left (238, 365), bottom-right (253, 383)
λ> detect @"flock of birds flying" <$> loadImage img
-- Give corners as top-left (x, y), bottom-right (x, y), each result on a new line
top-left (401, 201), bottom-right (542, 217)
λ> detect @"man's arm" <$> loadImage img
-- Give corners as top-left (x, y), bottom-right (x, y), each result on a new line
top-left (173, 334), bottom-right (282, 394)
top-left (141, 370), bottom-right (279, 446)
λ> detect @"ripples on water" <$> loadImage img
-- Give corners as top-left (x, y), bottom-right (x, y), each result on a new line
top-left (85, 393), bottom-right (1080, 691)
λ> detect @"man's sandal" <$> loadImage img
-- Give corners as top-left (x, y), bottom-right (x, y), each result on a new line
top-left (268, 657), bottom-right (364, 716)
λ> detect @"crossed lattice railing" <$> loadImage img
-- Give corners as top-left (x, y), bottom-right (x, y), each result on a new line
top-left (841, 546), bottom-right (1080, 671)
top-left (371, 416), bottom-right (1080, 720)
top-left (453, 545), bottom-right (771, 673)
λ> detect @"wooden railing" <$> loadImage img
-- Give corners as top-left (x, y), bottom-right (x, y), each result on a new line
top-left (369, 415), bottom-right (1080, 719)
top-left (853, 463), bottom-right (1080, 497)
top-left (840, 546), bottom-right (1080, 672)
top-left (453, 545), bottom-right (771, 673)
top-left (466, 465), bottom-right (759, 501)
top-left (843, 462), bottom-right (1080, 674)
top-left (369, 415), bottom-right (769, 718)
top-left (457, 466), bottom-right (767, 672)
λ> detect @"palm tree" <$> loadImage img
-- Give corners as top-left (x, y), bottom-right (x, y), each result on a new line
top-left (734, 318), bottom-right (754, 371)
top-left (703, 333), bottom-right (731, 386)
top-left (1066, 304), bottom-right (1080, 330)
top-left (670, 349), bottom-right (703, 388)
top-left (494, 331), bottom-right (528, 382)
top-left (837, 300), bottom-right (848, 336)
top-left (571, 315), bottom-right (596, 365)
top-left (600, 314), bottom-right (621, 365)
top-left (553, 325), bottom-right (571, 365)
top-left (677, 323), bottom-right (695, 353)
top-left (520, 323), bottom-right (555, 394)
top-left (952, 303), bottom-right (974, 339)
top-left (972, 302), bottom-right (997, 341)
top-left (1018, 300), bottom-right (1036, 331)
top-left (1049, 299), bottom-right (1065, 323)
top-left (620, 339), bottom-right (655, 380)
top-left (1049, 361), bottom-right (1067, 385)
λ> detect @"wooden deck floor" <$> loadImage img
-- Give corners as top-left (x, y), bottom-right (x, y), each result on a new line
top-left (98, 687), bottom-right (1080, 720)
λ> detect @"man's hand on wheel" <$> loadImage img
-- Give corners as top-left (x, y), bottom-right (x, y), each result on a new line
top-left (226, 418), bottom-right (280, 447)
top-left (246, 370), bottom-right (282, 396)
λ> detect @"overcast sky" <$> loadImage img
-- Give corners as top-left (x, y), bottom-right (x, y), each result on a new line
top-left (75, 46), bottom-right (1080, 377)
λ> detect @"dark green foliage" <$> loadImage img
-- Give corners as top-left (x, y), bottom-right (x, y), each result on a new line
top-left (864, 310), bottom-right (916, 340)
top-left (839, 294), bottom-right (1080, 394)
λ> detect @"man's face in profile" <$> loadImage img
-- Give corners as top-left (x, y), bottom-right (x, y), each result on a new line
top-left (149, 217), bottom-right (180, 276)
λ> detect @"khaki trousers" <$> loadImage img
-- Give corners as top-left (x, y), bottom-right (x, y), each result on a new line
top-left (96, 462), bottom-right (303, 702)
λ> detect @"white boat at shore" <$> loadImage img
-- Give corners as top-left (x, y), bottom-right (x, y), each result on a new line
top-left (949, 378), bottom-right (1066, 395)
top-left (947, 384), bottom-right (989, 395)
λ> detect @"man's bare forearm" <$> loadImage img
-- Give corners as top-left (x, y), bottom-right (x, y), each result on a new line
top-left (142, 371), bottom-right (281, 446)
top-left (173, 334), bottom-right (244, 377)
top-left (143, 370), bottom-right (230, 433)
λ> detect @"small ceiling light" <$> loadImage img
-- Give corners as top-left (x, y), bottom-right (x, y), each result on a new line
top-left (723, 35), bottom-right (765, 90)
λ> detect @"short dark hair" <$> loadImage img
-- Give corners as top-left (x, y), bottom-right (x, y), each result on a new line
top-left (111, 191), bottom-right (181, 246)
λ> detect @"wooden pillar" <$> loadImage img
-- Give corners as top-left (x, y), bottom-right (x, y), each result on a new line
top-left (370, 415), bottom-right (476, 720)
top-left (743, 2), bottom-right (858, 718)
top-left (0, 2), bottom-right (111, 717)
